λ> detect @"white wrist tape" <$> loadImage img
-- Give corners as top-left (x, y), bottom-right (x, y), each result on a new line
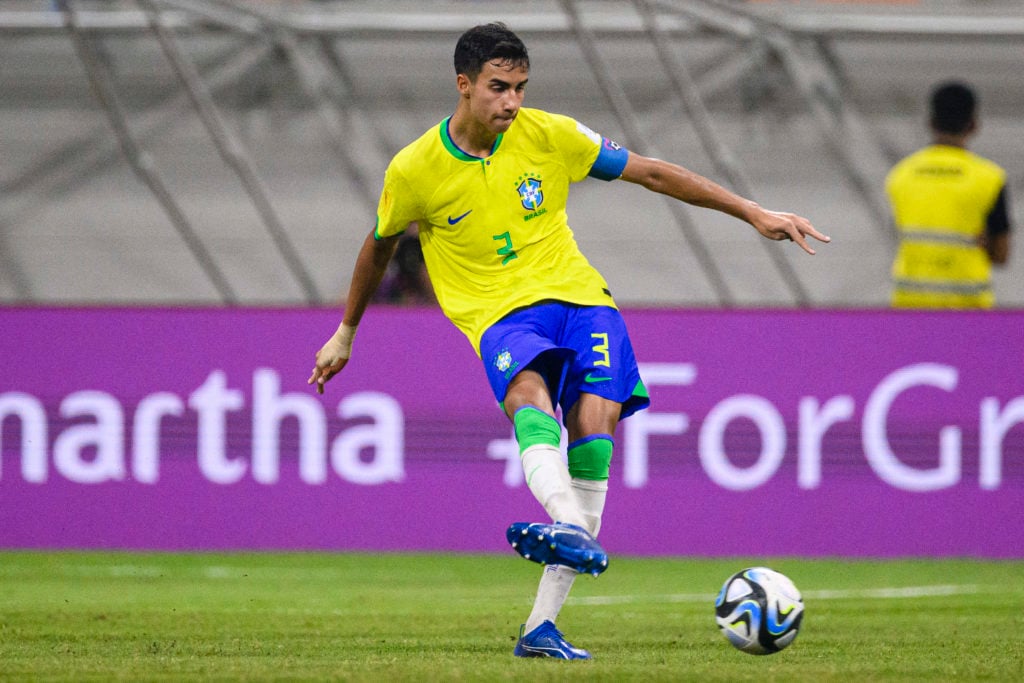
top-left (333, 322), bottom-right (357, 358)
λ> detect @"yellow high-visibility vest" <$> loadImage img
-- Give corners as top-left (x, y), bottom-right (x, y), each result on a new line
top-left (885, 144), bottom-right (1006, 308)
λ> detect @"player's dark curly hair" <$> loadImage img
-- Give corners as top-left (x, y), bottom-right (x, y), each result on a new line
top-left (453, 22), bottom-right (529, 79)
top-left (930, 81), bottom-right (976, 135)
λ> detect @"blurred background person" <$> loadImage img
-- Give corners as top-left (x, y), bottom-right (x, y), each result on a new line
top-left (372, 223), bottom-right (436, 306)
top-left (886, 81), bottom-right (1013, 308)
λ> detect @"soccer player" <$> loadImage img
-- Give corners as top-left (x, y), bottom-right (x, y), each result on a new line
top-left (309, 22), bottom-right (828, 660)
top-left (886, 81), bottom-right (1013, 308)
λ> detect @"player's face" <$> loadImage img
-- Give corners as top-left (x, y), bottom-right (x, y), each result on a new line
top-left (462, 60), bottom-right (528, 134)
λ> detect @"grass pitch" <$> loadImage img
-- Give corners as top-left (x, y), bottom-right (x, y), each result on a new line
top-left (1, 552), bottom-right (1021, 681)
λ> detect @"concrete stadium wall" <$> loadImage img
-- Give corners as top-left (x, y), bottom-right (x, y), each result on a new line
top-left (1, 1), bottom-right (1022, 307)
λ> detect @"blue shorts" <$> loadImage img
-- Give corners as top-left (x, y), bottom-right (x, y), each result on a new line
top-left (479, 302), bottom-right (650, 422)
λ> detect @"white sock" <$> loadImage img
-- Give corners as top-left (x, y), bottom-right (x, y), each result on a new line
top-left (522, 478), bottom-right (609, 632)
top-left (570, 478), bottom-right (608, 537)
top-left (519, 444), bottom-right (586, 528)
top-left (524, 564), bottom-right (578, 633)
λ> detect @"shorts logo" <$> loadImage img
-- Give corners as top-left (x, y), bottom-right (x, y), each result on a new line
top-left (493, 348), bottom-right (519, 379)
top-left (584, 373), bottom-right (613, 383)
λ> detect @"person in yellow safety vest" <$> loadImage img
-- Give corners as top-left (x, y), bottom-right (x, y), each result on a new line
top-left (885, 81), bottom-right (1013, 308)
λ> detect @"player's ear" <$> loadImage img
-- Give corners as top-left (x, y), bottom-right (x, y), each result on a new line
top-left (456, 73), bottom-right (472, 96)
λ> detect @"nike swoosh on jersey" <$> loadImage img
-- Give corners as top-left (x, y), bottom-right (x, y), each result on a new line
top-left (584, 373), bottom-right (613, 383)
top-left (447, 210), bottom-right (472, 225)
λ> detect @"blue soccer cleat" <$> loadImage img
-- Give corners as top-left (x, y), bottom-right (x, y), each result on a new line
top-left (505, 521), bottom-right (609, 576)
top-left (514, 620), bottom-right (592, 660)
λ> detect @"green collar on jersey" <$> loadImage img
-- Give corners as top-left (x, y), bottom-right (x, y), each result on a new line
top-left (440, 116), bottom-right (504, 161)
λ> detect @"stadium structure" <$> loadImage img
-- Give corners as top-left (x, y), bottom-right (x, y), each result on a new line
top-left (1, 0), bottom-right (1021, 308)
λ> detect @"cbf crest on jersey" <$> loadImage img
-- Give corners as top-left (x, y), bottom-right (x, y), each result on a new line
top-left (516, 174), bottom-right (544, 211)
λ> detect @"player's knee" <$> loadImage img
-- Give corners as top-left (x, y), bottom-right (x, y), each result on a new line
top-left (513, 405), bottom-right (561, 452)
top-left (567, 435), bottom-right (613, 480)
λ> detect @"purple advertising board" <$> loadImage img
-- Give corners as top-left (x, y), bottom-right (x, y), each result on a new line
top-left (1, 307), bottom-right (1022, 557)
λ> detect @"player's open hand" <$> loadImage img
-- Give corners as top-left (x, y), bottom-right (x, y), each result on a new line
top-left (754, 209), bottom-right (830, 255)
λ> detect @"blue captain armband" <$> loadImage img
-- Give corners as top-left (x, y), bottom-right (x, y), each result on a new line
top-left (588, 137), bottom-right (629, 181)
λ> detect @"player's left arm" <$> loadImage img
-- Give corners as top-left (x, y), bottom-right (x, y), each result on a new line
top-left (308, 228), bottom-right (401, 394)
top-left (619, 152), bottom-right (830, 255)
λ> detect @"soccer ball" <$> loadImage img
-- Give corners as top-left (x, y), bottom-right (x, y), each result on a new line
top-left (714, 567), bottom-right (804, 655)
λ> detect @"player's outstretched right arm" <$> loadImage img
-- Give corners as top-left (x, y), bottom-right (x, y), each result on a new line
top-left (619, 153), bottom-right (830, 255)
top-left (308, 229), bottom-right (400, 394)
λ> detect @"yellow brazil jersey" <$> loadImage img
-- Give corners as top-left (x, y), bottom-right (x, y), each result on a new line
top-left (885, 144), bottom-right (1006, 308)
top-left (375, 108), bottom-right (623, 354)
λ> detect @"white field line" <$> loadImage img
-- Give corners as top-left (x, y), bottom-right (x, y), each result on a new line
top-left (23, 565), bottom-right (988, 606)
top-left (568, 584), bottom-right (983, 606)
top-left (21, 564), bottom-right (341, 580)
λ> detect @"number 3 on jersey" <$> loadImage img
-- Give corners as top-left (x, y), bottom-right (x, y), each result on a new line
top-left (493, 231), bottom-right (518, 266)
